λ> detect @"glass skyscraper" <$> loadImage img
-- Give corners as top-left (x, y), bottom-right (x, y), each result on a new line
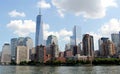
top-left (70, 25), bottom-right (81, 46)
top-left (35, 12), bottom-right (44, 46)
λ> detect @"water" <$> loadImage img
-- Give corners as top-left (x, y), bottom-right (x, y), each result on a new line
top-left (0, 66), bottom-right (120, 74)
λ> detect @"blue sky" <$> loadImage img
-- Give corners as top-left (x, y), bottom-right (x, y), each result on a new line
top-left (0, 0), bottom-right (120, 51)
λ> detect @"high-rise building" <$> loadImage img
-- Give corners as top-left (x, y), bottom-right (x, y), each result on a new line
top-left (100, 40), bottom-right (116, 57)
top-left (11, 38), bottom-right (17, 60)
top-left (36, 45), bottom-right (47, 62)
top-left (70, 25), bottom-right (81, 46)
top-left (46, 35), bottom-right (58, 55)
top-left (1, 43), bottom-right (11, 64)
top-left (17, 37), bottom-right (25, 46)
top-left (50, 43), bottom-right (59, 60)
top-left (82, 34), bottom-right (94, 57)
top-left (10, 37), bottom-right (33, 61)
top-left (35, 11), bottom-right (44, 47)
top-left (46, 35), bottom-right (58, 46)
top-left (111, 33), bottom-right (120, 53)
top-left (98, 37), bottom-right (109, 56)
top-left (15, 46), bottom-right (29, 64)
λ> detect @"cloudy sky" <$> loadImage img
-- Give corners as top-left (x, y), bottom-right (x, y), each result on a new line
top-left (0, 0), bottom-right (120, 51)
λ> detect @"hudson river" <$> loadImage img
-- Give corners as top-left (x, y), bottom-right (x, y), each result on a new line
top-left (0, 66), bottom-right (120, 74)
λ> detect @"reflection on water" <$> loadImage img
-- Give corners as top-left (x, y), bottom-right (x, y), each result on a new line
top-left (0, 66), bottom-right (120, 74)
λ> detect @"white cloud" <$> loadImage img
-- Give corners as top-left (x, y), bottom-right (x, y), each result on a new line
top-left (37, 0), bottom-right (51, 9)
top-left (7, 20), bottom-right (72, 47)
top-left (99, 18), bottom-right (120, 36)
top-left (52, 0), bottom-right (117, 19)
top-left (7, 20), bottom-right (35, 36)
top-left (9, 10), bottom-right (26, 17)
top-left (88, 18), bottom-right (120, 50)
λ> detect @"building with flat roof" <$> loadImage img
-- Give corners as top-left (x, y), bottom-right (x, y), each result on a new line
top-left (15, 46), bottom-right (29, 64)
top-left (1, 43), bottom-right (11, 64)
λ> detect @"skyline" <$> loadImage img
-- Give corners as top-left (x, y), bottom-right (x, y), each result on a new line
top-left (0, 0), bottom-right (120, 51)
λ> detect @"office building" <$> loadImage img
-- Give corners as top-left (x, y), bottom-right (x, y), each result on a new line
top-left (16, 46), bottom-right (29, 64)
top-left (82, 34), bottom-right (94, 57)
top-left (70, 25), bottom-right (81, 46)
top-left (36, 45), bottom-right (47, 62)
top-left (11, 38), bottom-right (17, 60)
top-left (50, 43), bottom-right (59, 60)
top-left (46, 35), bottom-right (58, 46)
top-left (1, 43), bottom-right (11, 64)
top-left (100, 40), bottom-right (116, 57)
top-left (111, 33), bottom-right (120, 53)
top-left (46, 35), bottom-right (58, 55)
top-left (11, 37), bottom-right (33, 60)
top-left (98, 37), bottom-right (109, 56)
top-left (35, 11), bottom-right (44, 47)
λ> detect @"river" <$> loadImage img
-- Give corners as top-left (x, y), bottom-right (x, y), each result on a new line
top-left (0, 66), bottom-right (120, 74)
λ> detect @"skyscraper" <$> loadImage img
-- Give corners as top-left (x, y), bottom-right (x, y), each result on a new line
top-left (82, 34), bottom-right (94, 57)
top-left (98, 37), bottom-right (109, 56)
top-left (16, 46), bottom-right (29, 64)
top-left (70, 25), bottom-right (81, 46)
top-left (11, 38), bottom-right (17, 60)
top-left (111, 33), bottom-right (120, 53)
top-left (35, 11), bottom-right (44, 47)
top-left (46, 35), bottom-right (58, 46)
top-left (99, 39), bottom-right (116, 57)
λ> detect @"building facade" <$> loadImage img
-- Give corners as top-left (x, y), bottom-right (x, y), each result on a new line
top-left (98, 37), bottom-right (109, 56)
top-left (11, 38), bottom-right (17, 60)
top-left (100, 40), bottom-right (116, 57)
top-left (36, 45), bottom-right (47, 63)
top-left (1, 43), bottom-right (11, 64)
top-left (50, 43), bottom-right (59, 60)
top-left (82, 34), bottom-right (94, 57)
top-left (46, 35), bottom-right (58, 46)
top-left (35, 12), bottom-right (44, 47)
top-left (111, 33), bottom-right (120, 54)
top-left (16, 46), bottom-right (29, 64)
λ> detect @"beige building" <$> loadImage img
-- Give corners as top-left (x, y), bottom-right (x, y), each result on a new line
top-left (16, 46), bottom-right (29, 64)
top-left (1, 43), bottom-right (11, 65)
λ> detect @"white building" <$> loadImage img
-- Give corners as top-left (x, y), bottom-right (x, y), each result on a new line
top-left (1, 43), bottom-right (11, 64)
top-left (16, 46), bottom-right (29, 64)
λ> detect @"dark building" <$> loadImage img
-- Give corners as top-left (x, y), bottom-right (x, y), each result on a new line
top-left (50, 43), bottom-right (59, 61)
top-left (82, 34), bottom-right (94, 57)
top-left (36, 45), bottom-right (46, 62)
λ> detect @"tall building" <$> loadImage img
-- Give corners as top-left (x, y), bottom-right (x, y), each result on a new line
top-left (82, 34), bottom-right (94, 57)
top-left (17, 37), bottom-right (25, 46)
top-left (10, 37), bottom-right (33, 61)
top-left (35, 11), bottom-right (44, 47)
top-left (11, 38), bottom-right (17, 60)
top-left (111, 33), bottom-right (120, 53)
top-left (50, 43), bottom-right (59, 60)
top-left (70, 25), bottom-right (81, 46)
top-left (16, 46), bottom-right (29, 64)
top-left (46, 35), bottom-right (58, 46)
top-left (98, 37), bottom-right (109, 56)
top-left (46, 35), bottom-right (58, 55)
top-left (1, 43), bottom-right (11, 64)
top-left (36, 45), bottom-right (47, 62)
top-left (100, 40), bottom-right (116, 57)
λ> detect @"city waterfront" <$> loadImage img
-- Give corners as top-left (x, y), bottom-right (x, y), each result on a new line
top-left (0, 66), bottom-right (120, 74)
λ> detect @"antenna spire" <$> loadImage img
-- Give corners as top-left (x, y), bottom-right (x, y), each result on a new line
top-left (39, 8), bottom-right (41, 15)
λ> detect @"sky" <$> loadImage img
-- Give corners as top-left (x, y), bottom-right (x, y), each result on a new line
top-left (0, 0), bottom-right (120, 51)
